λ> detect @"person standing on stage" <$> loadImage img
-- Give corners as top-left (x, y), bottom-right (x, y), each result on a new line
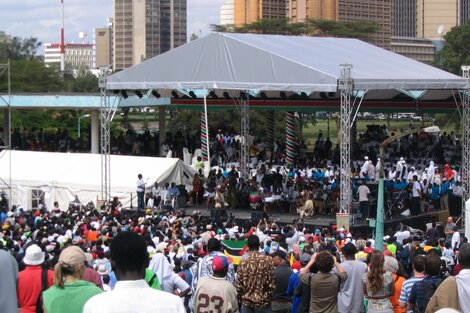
top-left (136, 174), bottom-right (145, 211)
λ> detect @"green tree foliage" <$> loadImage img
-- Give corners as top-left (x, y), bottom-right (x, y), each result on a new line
top-left (0, 36), bottom-right (42, 61)
top-left (4, 60), bottom-right (64, 92)
top-left (190, 33), bottom-right (199, 41)
top-left (72, 69), bottom-right (99, 92)
top-left (436, 23), bottom-right (470, 74)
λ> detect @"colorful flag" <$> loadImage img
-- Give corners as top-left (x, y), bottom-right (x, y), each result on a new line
top-left (222, 240), bottom-right (247, 265)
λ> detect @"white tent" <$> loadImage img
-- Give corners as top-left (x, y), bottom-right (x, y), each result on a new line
top-left (105, 32), bottom-right (468, 92)
top-left (466, 198), bottom-right (470, 240)
top-left (0, 150), bottom-right (195, 210)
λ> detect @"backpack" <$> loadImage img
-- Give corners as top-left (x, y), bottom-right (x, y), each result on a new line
top-left (36, 268), bottom-right (48, 313)
top-left (413, 279), bottom-right (441, 313)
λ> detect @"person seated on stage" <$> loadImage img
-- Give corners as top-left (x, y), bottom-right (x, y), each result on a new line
top-left (297, 190), bottom-right (314, 219)
top-left (214, 183), bottom-right (229, 209)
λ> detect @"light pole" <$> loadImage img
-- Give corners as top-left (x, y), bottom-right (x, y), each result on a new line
top-left (77, 114), bottom-right (90, 139)
top-left (375, 126), bottom-right (440, 251)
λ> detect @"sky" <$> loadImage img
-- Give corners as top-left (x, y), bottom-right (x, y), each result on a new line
top-left (1, 0), bottom-right (226, 53)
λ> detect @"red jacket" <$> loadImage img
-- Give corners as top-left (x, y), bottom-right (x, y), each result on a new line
top-left (17, 266), bottom-right (54, 313)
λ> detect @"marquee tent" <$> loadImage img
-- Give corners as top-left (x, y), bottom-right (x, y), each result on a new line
top-left (0, 150), bottom-right (195, 210)
top-left (104, 32), bottom-right (468, 93)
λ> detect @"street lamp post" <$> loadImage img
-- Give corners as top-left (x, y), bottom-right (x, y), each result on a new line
top-left (77, 114), bottom-right (90, 139)
top-left (375, 126), bottom-right (440, 251)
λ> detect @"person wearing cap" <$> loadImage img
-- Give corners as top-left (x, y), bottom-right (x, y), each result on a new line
top-left (17, 244), bottom-right (54, 313)
top-left (338, 243), bottom-right (368, 313)
top-left (236, 235), bottom-right (275, 312)
top-left (42, 246), bottom-right (102, 313)
top-left (189, 238), bottom-right (236, 309)
top-left (270, 249), bottom-right (293, 313)
top-left (193, 255), bottom-right (238, 313)
top-left (384, 256), bottom-right (406, 313)
top-left (84, 231), bottom-right (185, 313)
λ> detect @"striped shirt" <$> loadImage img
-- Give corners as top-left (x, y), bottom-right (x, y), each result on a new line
top-left (399, 276), bottom-right (424, 312)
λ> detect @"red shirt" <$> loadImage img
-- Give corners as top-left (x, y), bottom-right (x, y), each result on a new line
top-left (17, 266), bottom-right (54, 313)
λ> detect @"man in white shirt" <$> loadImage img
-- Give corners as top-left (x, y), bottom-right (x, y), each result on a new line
top-left (136, 174), bottom-right (146, 211)
top-left (410, 175), bottom-right (422, 215)
top-left (451, 225), bottom-right (461, 250)
top-left (357, 181), bottom-right (370, 218)
top-left (84, 231), bottom-right (185, 313)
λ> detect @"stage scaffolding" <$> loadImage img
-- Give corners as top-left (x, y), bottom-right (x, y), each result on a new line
top-left (0, 61), bottom-right (11, 203)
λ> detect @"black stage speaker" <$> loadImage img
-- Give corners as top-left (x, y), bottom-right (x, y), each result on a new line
top-left (211, 209), bottom-right (227, 220)
top-left (251, 211), bottom-right (265, 221)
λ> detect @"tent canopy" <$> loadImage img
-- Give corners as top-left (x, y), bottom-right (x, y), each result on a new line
top-left (0, 150), bottom-right (195, 209)
top-left (105, 32), bottom-right (469, 92)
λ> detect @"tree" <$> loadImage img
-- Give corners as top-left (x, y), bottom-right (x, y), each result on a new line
top-left (72, 69), bottom-right (99, 92)
top-left (190, 33), bottom-right (199, 41)
top-left (0, 36), bottom-right (42, 61)
top-left (436, 23), bottom-right (470, 74)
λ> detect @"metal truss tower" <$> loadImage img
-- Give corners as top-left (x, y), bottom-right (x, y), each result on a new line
top-left (240, 96), bottom-right (249, 179)
top-left (0, 61), bottom-right (11, 203)
top-left (462, 66), bottom-right (470, 217)
top-left (339, 64), bottom-right (354, 213)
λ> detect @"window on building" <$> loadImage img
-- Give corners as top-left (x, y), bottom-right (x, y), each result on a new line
top-left (31, 189), bottom-right (44, 208)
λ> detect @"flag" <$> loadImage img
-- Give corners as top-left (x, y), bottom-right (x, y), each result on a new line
top-left (289, 252), bottom-right (295, 267)
top-left (222, 240), bottom-right (247, 265)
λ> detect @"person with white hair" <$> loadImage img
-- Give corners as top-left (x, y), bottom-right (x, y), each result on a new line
top-left (148, 253), bottom-right (190, 297)
top-left (397, 157), bottom-right (407, 180)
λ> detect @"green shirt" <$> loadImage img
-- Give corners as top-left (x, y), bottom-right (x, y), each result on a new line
top-left (386, 243), bottom-right (397, 256)
top-left (43, 280), bottom-right (102, 313)
top-left (145, 268), bottom-right (162, 290)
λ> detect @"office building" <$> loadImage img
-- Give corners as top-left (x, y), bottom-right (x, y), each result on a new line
top-left (391, 36), bottom-right (436, 63)
top-left (113, 0), bottom-right (186, 71)
top-left (392, 0), bottom-right (416, 37)
top-left (44, 43), bottom-right (94, 70)
top-left (220, 0), bottom-right (235, 25)
top-left (234, 0), bottom-right (287, 27)
top-left (417, 0), bottom-right (458, 39)
top-left (94, 26), bottom-right (112, 69)
top-left (339, 0), bottom-right (392, 49)
top-left (287, 0), bottom-right (337, 22)
top-left (460, 0), bottom-right (470, 24)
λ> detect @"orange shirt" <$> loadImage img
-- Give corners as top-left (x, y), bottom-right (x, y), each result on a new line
top-left (390, 273), bottom-right (406, 313)
top-left (86, 230), bottom-right (99, 243)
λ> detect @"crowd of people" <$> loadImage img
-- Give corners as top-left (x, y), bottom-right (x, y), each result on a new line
top-left (0, 197), bottom-right (469, 313)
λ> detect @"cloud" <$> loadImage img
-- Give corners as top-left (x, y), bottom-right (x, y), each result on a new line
top-left (0, 0), bottom-right (227, 50)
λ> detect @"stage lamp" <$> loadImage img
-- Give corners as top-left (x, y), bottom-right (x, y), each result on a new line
top-left (259, 91), bottom-right (267, 99)
top-left (280, 91), bottom-right (287, 99)
top-left (189, 91), bottom-right (198, 99)
top-left (151, 90), bottom-right (161, 98)
top-left (209, 91), bottom-right (218, 99)
top-left (135, 90), bottom-right (143, 98)
top-left (171, 90), bottom-right (180, 99)
top-left (120, 90), bottom-right (128, 99)
top-left (223, 91), bottom-right (230, 100)
top-left (240, 91), bottom-right (247, 100)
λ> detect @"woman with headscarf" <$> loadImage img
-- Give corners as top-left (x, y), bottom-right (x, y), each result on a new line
top-left (363, 250), bottom-right (395, 313)
top-left (148, 253), bottom-right (190, 297)
top-left (42, 246), bottom-right (102, 313)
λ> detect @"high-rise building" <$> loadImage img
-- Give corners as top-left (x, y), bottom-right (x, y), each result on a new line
top-left (113, 0), bottom-right (186, 71)
top-left (417, 0), bottom-right (458, 39)
top-left (392, 0), bottom-right (416, 37)
top-left (234, 0), bottom-right (287, 27)
top-left (287, 0), bottom-right (337, 22)
top-left (221, 0), bottom-right (235, 25)
top-left (459, 0), bottom-right (470, 24)
top-left (44, 43), bottom-right (94, 70)
top-left (339, 0), bottom-right (392, 49)
top-left (94, 26), bottom-right (112, 69)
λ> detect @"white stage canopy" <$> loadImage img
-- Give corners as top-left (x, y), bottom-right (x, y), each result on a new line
top-left (104, 32), bottom-right (469, 92)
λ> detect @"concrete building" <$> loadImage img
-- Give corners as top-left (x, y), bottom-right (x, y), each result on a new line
top-left (392, 0), bottom-right (416, 37)
top-left (339, 0), bottom-right (392, 49)
top-left (287, 0), bottom-right (337, 22)
top-left (459, 0), bottom-right (470, 24)
top-left (417, 0), bottom-right (458, 40)
top-left (113, 0), bottom-right (186, 71)
top-left (391, 36), bottom-right (436, 63)
top-left (44, 43), bottom-right (94, 70)
top-left (220, 0), bottom-right (235, 25)
top-left (94, 26), bottom-right (112, 69)
top-left (234, 0), bottom-right (287, 27)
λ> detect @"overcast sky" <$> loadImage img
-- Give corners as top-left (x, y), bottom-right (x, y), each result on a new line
top-left (1, 0), bottom-right (226, 52)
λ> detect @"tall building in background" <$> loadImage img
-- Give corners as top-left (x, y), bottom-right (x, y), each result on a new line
top-left (44, 43), bottom-right (94, 70)
top-left (94, 25), bottom-right (112, 69)
top-left (459, 0), bottom-right (470, 24)
top-left (287, 0), bottom-right (337, 22)
top-left (339, 0), bottom-right (392, 49)
top-left (220, 0), bottom-right (235, 25)
top-left (392, 0), bottom-right (416, 37)
top-left (417, 0), bottom-right (458, 39)
top-left (113, 0), bottom-right (186, 71)
top-left (234, 0), bottom-right (287, 27)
